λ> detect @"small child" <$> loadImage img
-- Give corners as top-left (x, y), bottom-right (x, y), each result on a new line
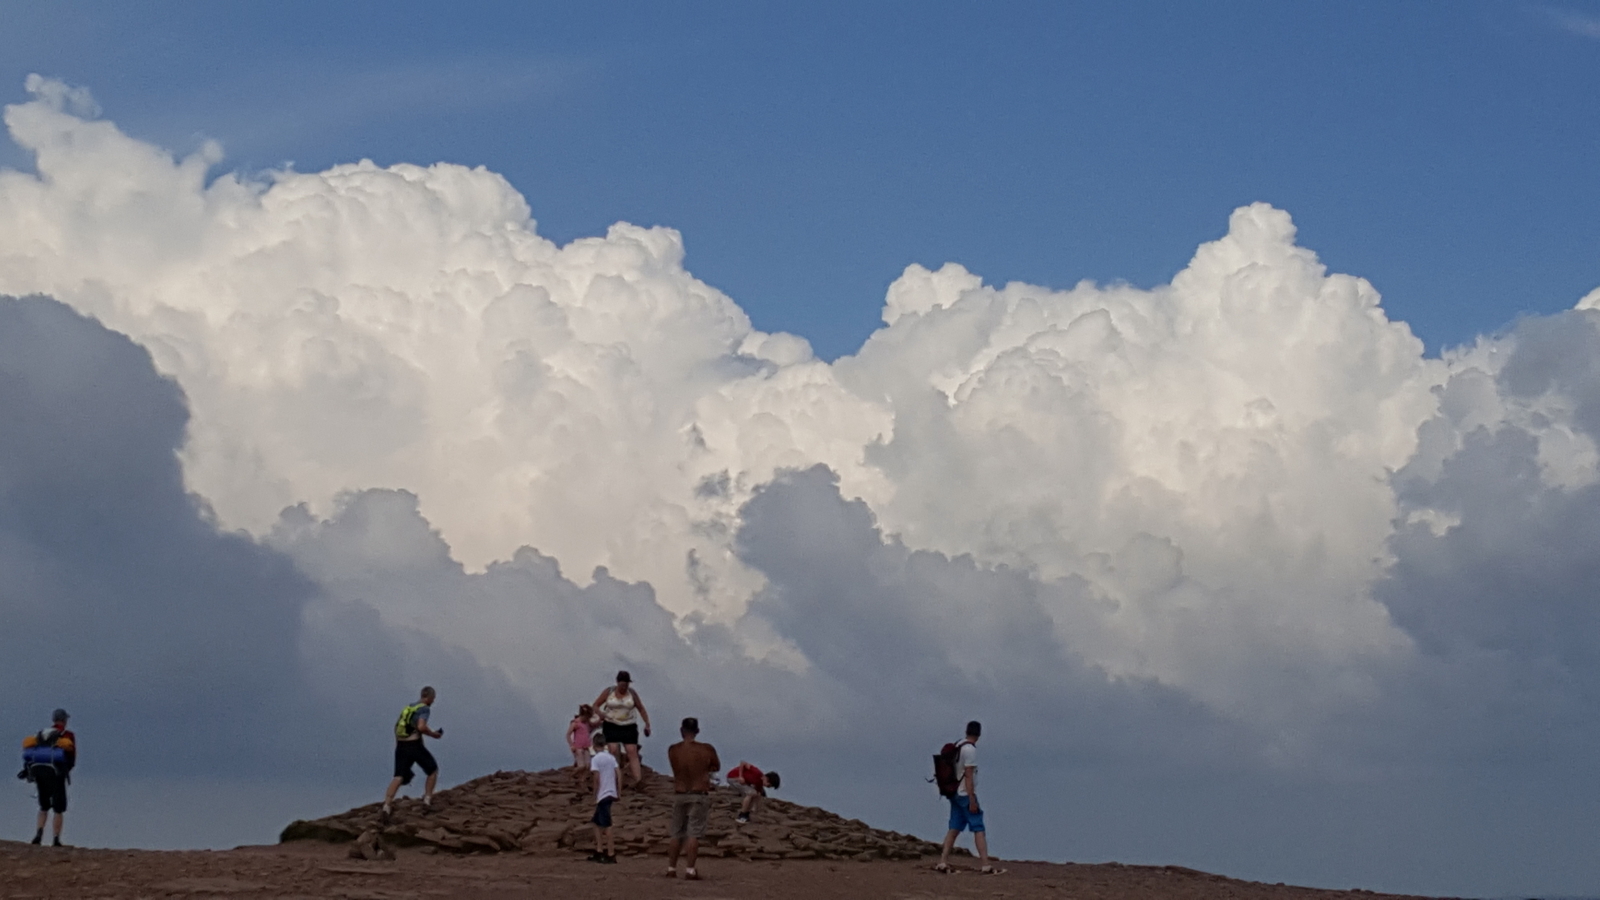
top-left (727, 761), bottom-right (780, 823)
top-left (567, 704), bottom-right (596, 770)
top-left (588, 735), bottom-right (621, 863)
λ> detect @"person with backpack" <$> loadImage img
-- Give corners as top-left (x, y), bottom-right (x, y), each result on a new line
top-left (934, 720), bottom-right (1000, 875)
top-left (19, 709), bottom-right (75, 847)
top-left (382, 686), bottom-right (443, 822)
top-left (726, 760), bottom-right (779, 824)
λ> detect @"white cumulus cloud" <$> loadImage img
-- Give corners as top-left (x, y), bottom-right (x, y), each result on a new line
top-left (4, 75), bottom-right (1592, 728)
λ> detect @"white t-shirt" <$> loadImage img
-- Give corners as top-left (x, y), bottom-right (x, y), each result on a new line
top-left (590, 750), bottom-right (620, 801)
top-left (957, 741), bottom-right (978, 796)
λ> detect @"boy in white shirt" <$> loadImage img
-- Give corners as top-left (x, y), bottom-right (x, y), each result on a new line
top-left (588, 734), bottom-right (621, 863)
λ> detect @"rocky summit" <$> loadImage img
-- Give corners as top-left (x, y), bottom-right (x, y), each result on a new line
top-left (280, 766), bottom-right (952, 862)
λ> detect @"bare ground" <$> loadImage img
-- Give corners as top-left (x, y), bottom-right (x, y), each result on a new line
top-left (0, 839), bottom-right (1435, 900)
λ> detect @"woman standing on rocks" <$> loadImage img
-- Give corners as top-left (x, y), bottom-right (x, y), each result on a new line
top-left (593, 670), bottom-right (651, 786)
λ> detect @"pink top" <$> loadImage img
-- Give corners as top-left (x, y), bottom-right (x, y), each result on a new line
top-left (566, 717), bottom-right (592, 750)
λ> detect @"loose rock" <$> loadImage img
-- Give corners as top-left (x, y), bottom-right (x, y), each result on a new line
top-left (280, 765), bottom-right (949, 860)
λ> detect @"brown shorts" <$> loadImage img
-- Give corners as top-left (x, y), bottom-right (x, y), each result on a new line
top-left (670, 793), bottom-right (711, 840)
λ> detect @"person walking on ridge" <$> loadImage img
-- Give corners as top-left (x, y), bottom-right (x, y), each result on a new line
top-left (665, 717), bottom-right (720, 880)
top-left (937, 720), bottom-right (1001, 875)
top-left (567, 704), bottom-right (598, 773)
top-left (588, 733), bottom-right (622, 863)
top-left (593, 670), bottom-right (651, 787)
top-left (726, 760), bottom-right (780, 824)
top-left (383, 686), bottom-right (443, 822)
top-left (19, 709), bottom-right (74, 847)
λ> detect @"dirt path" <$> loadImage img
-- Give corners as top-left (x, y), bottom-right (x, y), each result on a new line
top-left (0, 840), bottom-right (1432, 900)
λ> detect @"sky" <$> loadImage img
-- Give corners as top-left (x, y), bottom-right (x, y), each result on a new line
top-left (3, 3), bottom-right (1600, 897)
top-left (4, 2), bottom-right (1600, 359)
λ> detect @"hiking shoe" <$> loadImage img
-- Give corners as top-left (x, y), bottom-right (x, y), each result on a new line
top-left (29, 832), bottom-right (42, 845)
top-left (600, 854), bottom-right (618, 864)
top-left (735, 813), bottom-right (750, 824)
top-left (51, 838), bottom-right (63, 848)
top-left (587, 852), bottom-right (606, 862)
top-left (380, 806), bottom-right (392, 825)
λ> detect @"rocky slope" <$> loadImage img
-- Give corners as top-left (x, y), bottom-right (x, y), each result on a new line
top-left (280, 765), bottom-right (949, 861)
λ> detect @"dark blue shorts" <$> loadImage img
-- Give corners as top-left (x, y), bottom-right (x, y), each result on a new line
top-left (592, 796), bottom-right (615, 828)
top-left (393, 740), bottom-right (437, 782)
top-left (947, 795), bottom-right (984, 833)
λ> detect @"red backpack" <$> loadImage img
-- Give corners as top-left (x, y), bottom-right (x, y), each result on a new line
top-left (930, 740), bottom-right (972, 798)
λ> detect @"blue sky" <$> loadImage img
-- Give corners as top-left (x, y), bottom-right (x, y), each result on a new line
top-left (4, 1), bottom-right (1599, 359)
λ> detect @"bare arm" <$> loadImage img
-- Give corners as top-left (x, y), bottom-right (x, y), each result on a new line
top-left (631, 690), bottom-right (650, 736)
top-left (964, 766), bottom-right (976, 810)
top-left (592, 687), bottom-right (612, 712)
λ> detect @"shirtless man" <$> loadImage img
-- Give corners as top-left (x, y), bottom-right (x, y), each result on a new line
top-left (665, 717), bottom-right (720, 880)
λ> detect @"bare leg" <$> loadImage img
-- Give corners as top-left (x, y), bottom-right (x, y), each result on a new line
top-left (939, 828), bottom-right (960, 867)
top-left (423, 771), bottom-right (438, 803)
top-left (668, 836), bottom-right (681, 869)
top-left (974, 831), bottom-right (990, 866)
top-left (626, 744), bottom-right (642, 784)
top-left (383, 776), bottom-right (403, 807)
top-left (685, 836), bottom-right (699, 869)
top-left (52, 812), bottom-right (64, 839)
top-left (35, 809), bottom-right (47, 834)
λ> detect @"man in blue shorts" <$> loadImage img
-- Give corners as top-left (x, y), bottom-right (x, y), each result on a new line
top-left (937, 720), bottom-right (1000, 874)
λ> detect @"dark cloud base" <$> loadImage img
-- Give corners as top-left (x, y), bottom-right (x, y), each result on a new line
top-left (0, 295), bottom-right (540, 786)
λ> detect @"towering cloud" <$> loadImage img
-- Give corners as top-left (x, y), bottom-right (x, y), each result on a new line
top-left (0, 295), bottom-right (541, 798)
top-left (3, 76), bottom-right (1600, 895)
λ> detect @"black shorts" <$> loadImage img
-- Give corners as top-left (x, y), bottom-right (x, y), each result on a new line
top-left (601, 721), bottom-right (639, 746)
top-left (33, 768), bottom-right (66, 813)
top-left (393, 740), bottom-right (438, 782)
top-left (592, 796), bottom-right (615, 828)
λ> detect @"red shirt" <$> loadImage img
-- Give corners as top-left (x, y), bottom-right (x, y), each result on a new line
top-left (728, 762), bottom-right (764, 794)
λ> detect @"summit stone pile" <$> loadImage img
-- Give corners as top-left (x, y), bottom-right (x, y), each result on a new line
top-left (280, 766), bottom-right (949, 861)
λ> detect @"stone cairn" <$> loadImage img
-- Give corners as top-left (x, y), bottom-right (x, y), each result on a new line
top-left (281, 766), bottom-right (952, 862)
